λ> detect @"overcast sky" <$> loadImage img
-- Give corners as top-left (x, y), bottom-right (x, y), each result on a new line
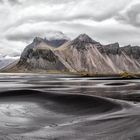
top-left (0, 0), bottom-right (140, 56)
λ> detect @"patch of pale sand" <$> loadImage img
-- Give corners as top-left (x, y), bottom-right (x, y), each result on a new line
top-left (0, 102), bottom-right (51, 133)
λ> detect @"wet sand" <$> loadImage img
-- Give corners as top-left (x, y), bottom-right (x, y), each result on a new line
top-left (0, 74), bottom-right (139, 139)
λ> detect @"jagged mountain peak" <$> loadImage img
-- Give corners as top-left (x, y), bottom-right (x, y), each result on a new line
top-left (72, 34), bottom-right (100, 45)
top-left (74, 34), bottom-right (94, 43)
top-left (31, 37), bottom-right (52, 50)
top-left (105, 42), bottom-right (120, 48)
top-left (77, 34), bottom-right (92, 41)
top-left (33, 34), bottom-right (68, 48)
top-left (123, 45), bottom-right (132, 48)
top-left (69, 34), bottom-right (100, 50)
top-left (112, 42), bottom-right (119, 46)
top-left (33, 37), bottom-right (44, 43)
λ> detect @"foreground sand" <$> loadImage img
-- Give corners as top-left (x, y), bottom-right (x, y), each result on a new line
top-left (0, 89), bottom-right (138, 140)
top-left (0, 74), bottom-right (139, 139)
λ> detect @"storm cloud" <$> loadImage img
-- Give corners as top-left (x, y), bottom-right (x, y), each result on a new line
top-left (0, 0), bottom-right (140, 56)
top-left (116, 2), bottom-right (140, 27)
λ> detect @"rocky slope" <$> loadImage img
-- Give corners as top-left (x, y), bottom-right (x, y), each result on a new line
top-left (4, 37), bottom-right (68, 72)
top-left (3, 33), bottom-right (140, 74)
top-left (55, 34), bottom-right (140, 74)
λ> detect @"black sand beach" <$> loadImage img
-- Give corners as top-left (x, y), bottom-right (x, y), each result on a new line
top-left (0, 74), bottom-right (139, 140)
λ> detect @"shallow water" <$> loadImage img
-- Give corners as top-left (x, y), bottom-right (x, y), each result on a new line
top-left (0, 73), bottom-right (140, 139)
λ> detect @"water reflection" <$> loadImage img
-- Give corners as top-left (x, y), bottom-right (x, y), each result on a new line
top-left (0, 73), bottom-right (139, 139)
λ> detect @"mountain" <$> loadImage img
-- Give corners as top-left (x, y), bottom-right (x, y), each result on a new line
top-left (44, 31), bottom-right (70, 47)
top-left (4, 37), bottom-right (68, 72)
top-left (3, 33), bottom-right (140, 74)
top-left (0, 49), bottom-right (20, 70)
top-left (0, 55), bottom-right (19, 69)
top-left (55, 34), bottom-right (118, 74)
top-left (56, 34), bottom-right (140, 74)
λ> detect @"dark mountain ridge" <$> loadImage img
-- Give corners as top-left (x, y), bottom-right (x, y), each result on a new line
top-left (2, 33), bottom-right (140, 74)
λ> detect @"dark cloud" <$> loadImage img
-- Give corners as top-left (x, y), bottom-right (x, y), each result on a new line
top-left (8, 0), bottom-right (21, 5)
top-left (116, 3), bottom-right (140, 27)
top-left (6, 33), bottom-right (34, 42)
top-left (0, 0), bottom-right (21, 5)
top-left (6, 30), bottom-right (43, 42)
